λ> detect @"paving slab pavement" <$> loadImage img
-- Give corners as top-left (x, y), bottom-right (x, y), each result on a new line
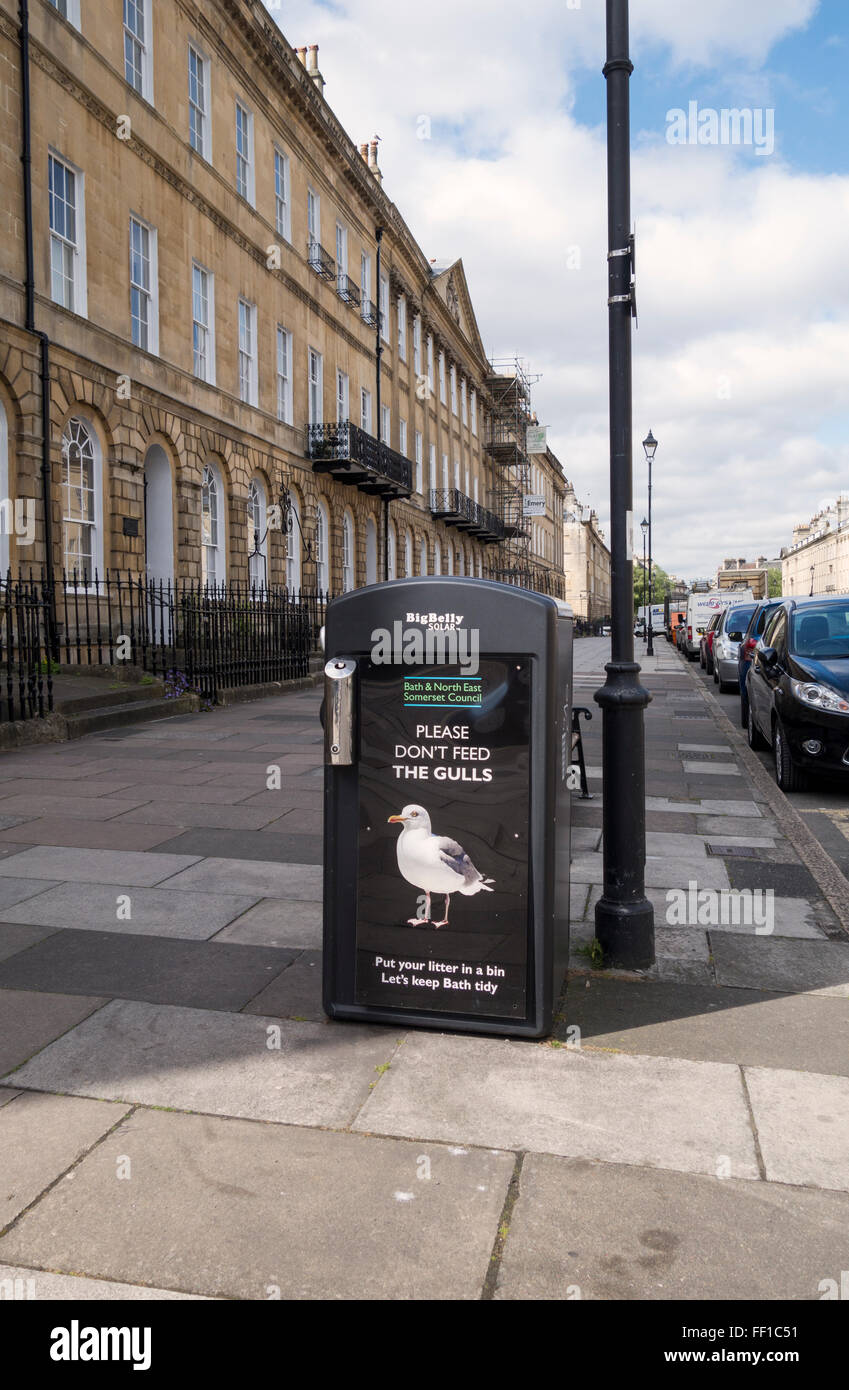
top-left (711, 934), bottom-right (849, 996)
top-left (494, 1155), bottom-right (849, 1301)
top-left (0, 846), bottom-right (201, 886)
top-left (354, 1032), bottom-right (760, 1180)
top-left (0, 988), bottom-right (106, 1076)
top-left (744, 1067), bottom-right (849, 1192)
top-left (0, 932), bottom-right (293, 1012)
top-left (2, 882), bottom-right (263, 938)
top-left (5, 998), bottom-right (399, 1127)
top-left (553, 977), bottom-right (849, 1076)
top-left (0, 1090), bottom-right (131, 1227)
top-left (0, 1108), bottom-right (513, 1301)
top-left (159, 856), bottom-right (323, 899)
top-left (211, 897), bottom-right (323, 949)
top-left (0, 1264), bottom-right (211, 1299)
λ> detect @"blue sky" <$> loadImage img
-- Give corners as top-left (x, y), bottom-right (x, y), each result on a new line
top-left (567, 0), bottom-right (848, 174)
top-left (267, 0), bottom-right (849, 579)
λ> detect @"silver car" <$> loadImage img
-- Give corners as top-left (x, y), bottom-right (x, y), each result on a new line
top-left (713, 603), bottom-right (758, 693)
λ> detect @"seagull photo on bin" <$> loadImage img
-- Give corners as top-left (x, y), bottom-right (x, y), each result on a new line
top-left (386, 804), bottom-right (495, 927)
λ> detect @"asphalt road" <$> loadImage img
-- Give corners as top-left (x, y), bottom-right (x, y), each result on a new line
top-left (677, 638), bottom-right (849, 881)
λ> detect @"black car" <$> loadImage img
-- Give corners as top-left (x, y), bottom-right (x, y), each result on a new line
top-left (746, 596), bottom-right (849, 791)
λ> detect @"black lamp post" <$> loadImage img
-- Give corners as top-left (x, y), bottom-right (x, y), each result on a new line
top-left (640, 516), bottom-right (648, 639)
top-left (810, 564), bottom-right (815, 597)
top-left (643, 430), bottom-right (657, 655)
top-left (594, 0), bottom-right (654, 970)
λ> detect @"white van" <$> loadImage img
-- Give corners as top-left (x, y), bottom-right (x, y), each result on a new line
top-left (683, 589), bottom-right (755, 661)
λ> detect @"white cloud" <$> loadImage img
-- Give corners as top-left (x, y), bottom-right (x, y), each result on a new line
top-left (263, 0), bottom-right (846, 579)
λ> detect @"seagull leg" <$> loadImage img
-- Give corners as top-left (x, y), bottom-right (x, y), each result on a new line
top-left (433, 894), bottom-right (451, 928)
top-left (407, 892), bottom-right (430, 926)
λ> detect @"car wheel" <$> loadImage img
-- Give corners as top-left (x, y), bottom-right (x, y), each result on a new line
top-left (774, 719), bottom-right (806, 792)
top-left (713, 664), bottom-right (719, 684)
top-left (700, 648), bottom-right (705, 669)
top-left (740, 692), bottom-right (748, 729)
top-left (747, 701), bottom-right (768, 750)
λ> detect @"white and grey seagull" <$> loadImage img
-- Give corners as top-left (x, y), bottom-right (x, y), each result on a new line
top-left (387, 803), bottom-right (495, 927)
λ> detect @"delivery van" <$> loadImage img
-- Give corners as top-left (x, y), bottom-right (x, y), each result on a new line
top-left (683, 589), bottom-right (755, 661)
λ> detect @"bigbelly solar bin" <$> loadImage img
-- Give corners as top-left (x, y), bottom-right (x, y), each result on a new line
top-left (322, 576), bottom-right (572, 1039)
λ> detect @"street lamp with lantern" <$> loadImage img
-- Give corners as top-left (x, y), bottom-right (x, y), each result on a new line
top-left (640, 516), bottom-right (649, 639)
top-left (643, 430), bottom-right (657, 655)
top-left (593, 0), bottom-right (654, 971)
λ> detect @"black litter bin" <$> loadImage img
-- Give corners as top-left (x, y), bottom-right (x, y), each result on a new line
top-left (322, 577), bottom-right (572, 1038)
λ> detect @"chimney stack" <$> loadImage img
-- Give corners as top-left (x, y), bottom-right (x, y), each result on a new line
top-left (307, 44), bottom-right (325, 95)
top-left (369, 138), bottom-right (382, 185)
top-left (359, 142), bottom-right (369, 165)
top-left (296, 46), bottom-right (308, 67)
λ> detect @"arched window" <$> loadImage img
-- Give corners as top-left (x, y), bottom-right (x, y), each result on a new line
top-left (286, 489), bottom-right (302, 591)
top-left (342, 511), bottom-right (355, 592)
top-left (0, 400), bottom-right (8, 574)
top-left (201, 462), bottom-right (223, 586)
top-left (366, 516), bottom-right (377, 585)
top-left (61, 417), bottom-right (102, 579)
top-left (419, 537), bottom-right (428, 575)
top-left (404, 529), bottom-right (412, 578)
top-left (247, 476), bottom-right (267, 590)
top-left (315, 499), bottom-right (329, 592)
top-left (387, 521), bottom-right (396, 581)
top-left (433, 538), bottom-right (442, 575)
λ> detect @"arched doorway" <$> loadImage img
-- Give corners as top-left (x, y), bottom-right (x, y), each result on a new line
top-left (143, 444), bottom-right (175, 588)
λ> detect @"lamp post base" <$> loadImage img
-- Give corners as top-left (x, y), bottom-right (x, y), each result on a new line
top-left (595, 896), bottom-right (655, 969)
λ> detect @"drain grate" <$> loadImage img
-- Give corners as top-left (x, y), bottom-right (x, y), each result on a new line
top-left (673, 710), bottom-right (709, 719)
top-left (706, 844), bottom-right (761, 858)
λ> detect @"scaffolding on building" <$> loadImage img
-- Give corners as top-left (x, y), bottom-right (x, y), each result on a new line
top-left (483, 357), bottom-right (540, 588)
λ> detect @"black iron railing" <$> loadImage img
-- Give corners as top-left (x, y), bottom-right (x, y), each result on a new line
top-left (361, 298), bottom-right (380, 328)
top-left (337, 273), bottom-right (361, 307)
top-left (428, 491), bottom-right (506, 542)
top-left (1, 572), bottom-right (328, 721)
top-left (306, 421), bottom-right (412, 496)
top-left (0, 572), bottom-right (54, 722)
top-left (307, 239), bottom-right (335, 281)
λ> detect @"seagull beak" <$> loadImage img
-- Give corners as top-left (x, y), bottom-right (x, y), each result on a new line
top-left (387, 814), bottom-right (405, 823)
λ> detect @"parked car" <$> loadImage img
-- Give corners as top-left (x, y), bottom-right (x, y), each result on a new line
top-left (699, 612), bottom-right (722, 673)
top-left (738, 598), bottom-right (784, 728)
top-left (746, 596), bottom-right (849, 791)
top-left (713, 602), bottom-right (758, 693)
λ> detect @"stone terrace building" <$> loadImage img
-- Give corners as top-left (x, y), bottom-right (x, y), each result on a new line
top-left (782, 498), bottom-right (849, 599)
top-left (0, 0), bottom-right (517, 594)
top-left (562, 481), bottom-right (610, 623)
top-left (526, 438), bottom-right (566, 598)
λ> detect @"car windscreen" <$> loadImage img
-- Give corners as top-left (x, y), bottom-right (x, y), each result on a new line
top-left (790, 604), bottom-right (849, 658)
top-left (725, 606), bottom-right (756, 636)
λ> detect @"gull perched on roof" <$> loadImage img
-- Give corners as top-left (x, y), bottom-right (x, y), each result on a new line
top-left (387, 804), bottom-right (494, 927)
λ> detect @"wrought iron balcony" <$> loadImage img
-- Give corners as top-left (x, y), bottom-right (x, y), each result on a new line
top-left (337, 273), bottom-right (361, 308)
top-left (429, 489), bottom-right (474, 529)
top-left (361, 298), bottom-right (381, 330)
top-left (307, 239), bottom-right (336, 281)
top-left (306, 421), bottom-right (412, 498)
top-left (429, 490), bottom-right (506, 543)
